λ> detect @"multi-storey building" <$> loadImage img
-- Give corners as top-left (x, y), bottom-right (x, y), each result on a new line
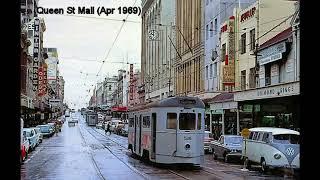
top-left (204, 0), bottom-right (254, 92)
top-left (103, 76), bottom-right (118, 110)
top-left (208, 0), bottom-right (298, 136)
top-left (21, 0), bottom-right (39, 24)
top-left (141, 0), bottom-right (176, 101)
top-left (174, 0), bottom-right (204, 97)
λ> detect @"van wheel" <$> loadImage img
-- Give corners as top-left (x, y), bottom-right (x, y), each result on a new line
top-left (244, 157), bottom-right (251, 169)
top-left (261, 158), bottom-right (268, 173)
top-left (224, 153), bottom-right (228, 163)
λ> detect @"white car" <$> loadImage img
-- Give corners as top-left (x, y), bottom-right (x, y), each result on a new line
top-left (23, 128), bottom-right (38, 150)
top-left (34, 127), bottom-right (43, 143)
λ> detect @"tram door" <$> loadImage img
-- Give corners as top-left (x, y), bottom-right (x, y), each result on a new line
top-left (138, 115), bottom-right (142, 155)
top-left (151, 113), bottom-right (156, 159)
top-left (134, 115), bottom-right (137, 152)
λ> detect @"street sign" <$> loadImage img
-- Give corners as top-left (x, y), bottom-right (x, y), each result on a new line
top-left (241, 128), bottom-right (250, 138)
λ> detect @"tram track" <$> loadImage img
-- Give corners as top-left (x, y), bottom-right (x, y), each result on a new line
top-left (78, 124), bottom-right (106, 180)
top-left (89, 127), bottom-right (233, 180)
top-left (89, 127), bottom-right (193, 179)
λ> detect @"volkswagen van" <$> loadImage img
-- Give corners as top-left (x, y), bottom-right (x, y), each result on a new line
top-left (242, 127), bottom-right (299, 172)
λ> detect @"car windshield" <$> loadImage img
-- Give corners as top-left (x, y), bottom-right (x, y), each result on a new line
top-left (39, 126), bottom-right (50, 132)
top-left (25, 131), bottom-right (31, 137)
top-left (273, 134), bottom-right (299, 144)
top-left (225, 136), bottom-right (243, 145)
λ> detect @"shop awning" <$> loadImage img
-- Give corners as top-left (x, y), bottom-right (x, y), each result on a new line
top-left (258, 27), bottom-right (292, 50)
top-left (208, 92), bottom-right (234, 103)
top-left (208, 93), bottom-right (237, 110)
top-left (111, 106), bottom-right (128, 112)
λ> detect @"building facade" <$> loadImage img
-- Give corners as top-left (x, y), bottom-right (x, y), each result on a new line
top-left (174, 0), bottom-right (204, 96)
top-left (141, 0), bottom-right (176, 101)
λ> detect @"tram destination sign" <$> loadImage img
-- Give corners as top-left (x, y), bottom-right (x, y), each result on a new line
top-left (179, 99), bottom-right (196, 105)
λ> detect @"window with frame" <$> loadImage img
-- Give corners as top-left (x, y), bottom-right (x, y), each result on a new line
top-left (167, 113), bottom-right (177, 129)
top-left (142, 116), bottom-right (151, 128)
top-left (221, 43), bottom-right (226, 62)
top-left (250, 29), bottom-right (255, 50)
top-left (129, 118), bottom-right (134, 127)
top-left (214, 19), bottom-right (217, 35)
top-left (197, 113), bottom-right (202, 130)
top-left (241, 33), bottom-right (246, 54)
top-left (241, 70), bottom-right (246, 90)
top-left (210, 64), bottom-right (213, 78)
top-left (248, 131), bottom-right (254, 139)
top-left (262, 132), bottom-right (270, 143)
top-left (206, 25), bottom-right (209, 40)
top-left (210, 21), bottom-right (213, 37)
top-left (179, 113), bottom-right (196, 130)
top-left (205, 66), bottom-right (208, 79)
top-left (213, 63), bottom-right (217, 77)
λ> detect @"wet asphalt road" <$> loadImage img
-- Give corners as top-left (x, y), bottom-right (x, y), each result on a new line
top-left (21, 112), bottom-right (299, 180)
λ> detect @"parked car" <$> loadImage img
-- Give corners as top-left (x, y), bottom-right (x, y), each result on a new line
top-left (242, 127), bottom-right (300, 172)
top-left (121, 123), bottom-right (129, 137)
top-left (96, 122), bottom-right (103, 129)
top-left (34, 127), bottom-right (43, 144)
top-left (210, 135), bottom-right (243, 163)
top-left (23, 128), bottom-right (38, 151)
top-left (21, 131), bottom-right (30, 162)
top-left (36, 124), bottom-right (54, 137)
top-left (204, 131), bottom-right (214, 153)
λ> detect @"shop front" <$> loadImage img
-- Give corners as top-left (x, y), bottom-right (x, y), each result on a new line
top-left (208, 93), bottom-right (240, 139)
top-left (234, 81), bottom-right (300, 131)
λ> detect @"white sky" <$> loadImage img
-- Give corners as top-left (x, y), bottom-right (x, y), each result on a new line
top-left (38, 0), bottom-right (141, 110)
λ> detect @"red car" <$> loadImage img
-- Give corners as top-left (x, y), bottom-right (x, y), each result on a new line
top-left (21, 131), bottom-right (30, 162)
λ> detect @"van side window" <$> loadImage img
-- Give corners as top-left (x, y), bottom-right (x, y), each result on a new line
top-left (252, 132), bottom-right (258, 140)
top-left (256, 132), bottom-right (262, 141)
top-left (262, 132), bottom-right (269, 143)
top-left (248, 132), bottom-right (254, 139)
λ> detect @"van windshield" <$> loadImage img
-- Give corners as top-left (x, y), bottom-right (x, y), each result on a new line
top-left (273, 134), bottom-right (299, 144)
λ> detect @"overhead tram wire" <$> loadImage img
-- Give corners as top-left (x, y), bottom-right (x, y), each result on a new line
top-left (96, 0), bottom-right (138, 77)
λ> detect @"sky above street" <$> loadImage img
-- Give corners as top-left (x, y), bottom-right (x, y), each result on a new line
top-left (38, 0), bottom-right (141, 110)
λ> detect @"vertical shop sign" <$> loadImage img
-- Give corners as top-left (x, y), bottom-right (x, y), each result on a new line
top-left (33, 18), bottom-right (40, 91)
top-left (129, 64), bottom-right (134, 100)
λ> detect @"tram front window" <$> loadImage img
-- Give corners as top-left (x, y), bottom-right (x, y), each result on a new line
top-left (179, 113), bottom-right (196, 130)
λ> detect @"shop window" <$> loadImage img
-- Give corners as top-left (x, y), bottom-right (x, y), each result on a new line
top-left (167, 113), bottom-right (177, 129)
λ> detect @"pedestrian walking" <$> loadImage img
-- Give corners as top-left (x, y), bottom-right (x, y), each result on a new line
top-left (55, 125), bottom-right (59, 136)
top-left (105, 123), bottom-right (111, 135)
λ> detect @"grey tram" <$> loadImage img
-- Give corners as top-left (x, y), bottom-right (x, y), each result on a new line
top-left (128, 96), bottom-right (205, 165)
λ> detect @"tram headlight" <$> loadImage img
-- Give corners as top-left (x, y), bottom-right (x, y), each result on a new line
top-left (274, 153), bottom-right (281, 159)
top-left (185, 144), bottom-right (191, 150)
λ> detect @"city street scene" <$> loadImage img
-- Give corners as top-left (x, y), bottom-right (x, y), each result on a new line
top-left (20, 0), bottom-right (300, 179)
